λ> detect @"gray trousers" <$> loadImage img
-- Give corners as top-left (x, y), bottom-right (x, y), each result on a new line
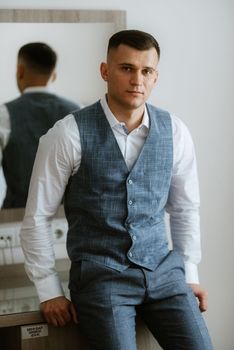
top-left (69, 251), bottom-right (213, 350)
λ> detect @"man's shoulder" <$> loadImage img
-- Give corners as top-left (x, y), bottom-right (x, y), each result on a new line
top-left (146, 104), bottom-right (192, 140)
top-left (146, 103), bottom-right (171, 118)
top-left (5, 95), bottom-right (23, 107)
top-left (53, 94), bottom-right (81, 110)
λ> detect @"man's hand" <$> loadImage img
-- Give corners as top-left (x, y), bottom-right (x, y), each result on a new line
top-left (189, 283), bottom-right (208, 312)
top-left (40, 296), bottom-right (78, 327)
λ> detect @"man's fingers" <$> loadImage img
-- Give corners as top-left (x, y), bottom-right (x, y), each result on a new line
top-left (70, 302), bottom-right (79, 324)
top-left (43, 311), bottom-right (59, 327)
top-left (50, 309), bottom-right (71, 326)
top-left (198, 291), bottom-right (208, 312)
top-left (40, 296), bottom-right (75, 326)
top-left (188, 283), bottom-right (208, 313)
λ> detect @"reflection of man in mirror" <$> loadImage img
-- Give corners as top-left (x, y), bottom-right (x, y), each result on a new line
top-left (0, 42), bottom-right (81, 208)
top-left (20, 31), bottom-right (213, 349)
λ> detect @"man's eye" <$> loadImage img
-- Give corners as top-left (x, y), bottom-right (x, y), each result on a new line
top-left (121, 66), bottom-right (132, 72)
top-left (142, 68), bottom-right (153, 75)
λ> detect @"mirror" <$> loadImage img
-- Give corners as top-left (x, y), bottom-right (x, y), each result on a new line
top-left (0, 9), bottom-right (126, 318)
top-left (0, 9), bottom-right (126, 211)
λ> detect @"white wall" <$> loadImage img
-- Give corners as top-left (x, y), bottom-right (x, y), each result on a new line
top-left (0, 1), bottom-right (233, 349)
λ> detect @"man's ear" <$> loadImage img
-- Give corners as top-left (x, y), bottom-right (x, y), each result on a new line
top-left (16, 63), bottom-right (24, 80)
top-left (51, 71), bottom-right (57, 83)
top-left (100, 62), bottom-right (108, 81)
top-left (154, 70), bottom-right (159, 86)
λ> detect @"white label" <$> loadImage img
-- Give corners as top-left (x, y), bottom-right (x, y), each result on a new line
top-left (21, 324), bottom-right (48, 339)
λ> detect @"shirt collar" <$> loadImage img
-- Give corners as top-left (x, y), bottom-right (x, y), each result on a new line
top-left (100, 95), bottom-right (149, 131)
top-left (23, 86), bottom-right (53, 94)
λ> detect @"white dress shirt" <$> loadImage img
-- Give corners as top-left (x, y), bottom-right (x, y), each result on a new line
top-left (20, 97), bottom-right (201, 302)
top-left (0, 104), bottom-right (10, 173)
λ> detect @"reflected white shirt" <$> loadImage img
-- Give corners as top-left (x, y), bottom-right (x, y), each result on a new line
top-left (20, 97), bottom-right (201, 302)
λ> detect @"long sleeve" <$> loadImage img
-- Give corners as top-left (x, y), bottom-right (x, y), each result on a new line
top-left (166, 116), bottom-right (201, 284)
top-left (20, 114), bottom-right (81, 302)
top-left (0, 104), bottom-right (11, 206)
top-left (0, 104), bottom-right (11, 161)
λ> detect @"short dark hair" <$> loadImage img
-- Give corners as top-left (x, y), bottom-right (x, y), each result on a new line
top-left (108, 29), bottom-right (160, 59)
top-left (18, 42), bottom-right (57, 75)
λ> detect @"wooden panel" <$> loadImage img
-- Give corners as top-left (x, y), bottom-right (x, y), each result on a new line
top-left (21, 335), bottom-right (49, 350)
top-left (0, 9), bottom-right (126, 32)
top-left (0, 325), bottom-right (21, 350)
top-left (47, 323), bottom-right (90, 350)
top-left (0, 311), bottom-right (44, 328)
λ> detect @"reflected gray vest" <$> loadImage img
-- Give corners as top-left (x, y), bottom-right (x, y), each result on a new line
top-left (64, 101), bottom-right (173, 271)
top-left (2, 92), bottom-right (80, 208)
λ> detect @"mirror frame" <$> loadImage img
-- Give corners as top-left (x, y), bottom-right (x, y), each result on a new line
top-left (0, 9), bottom-right (126, 30)
top-left (0, 9), bottom-right (126, 223)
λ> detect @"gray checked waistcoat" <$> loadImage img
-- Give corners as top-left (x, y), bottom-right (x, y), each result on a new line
top-left (2, 92), bottom-right (79, 208)
top-left (64, 100), bottom-right (173, 271)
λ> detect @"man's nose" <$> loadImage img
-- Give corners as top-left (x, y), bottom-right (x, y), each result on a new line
top-left (130, 70), bottom-right (143, 85)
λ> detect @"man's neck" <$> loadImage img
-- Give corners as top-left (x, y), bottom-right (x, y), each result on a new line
top-left (106, 97), bottom-right (145, 132)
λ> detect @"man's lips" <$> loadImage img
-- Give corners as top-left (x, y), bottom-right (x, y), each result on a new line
top-left (126, 90), bottom-right (144, 95)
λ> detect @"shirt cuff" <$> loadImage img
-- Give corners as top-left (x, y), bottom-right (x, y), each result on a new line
top-left (184, 262), bottom-right (199, 284)
top-left (34, 273), bottom-right (65, 303)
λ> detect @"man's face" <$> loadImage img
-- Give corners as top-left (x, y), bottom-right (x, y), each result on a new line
top-left (100, 44), bottom-right (159, 112)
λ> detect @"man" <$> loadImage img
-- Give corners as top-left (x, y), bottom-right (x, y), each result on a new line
top-left (0, 42), bottom-right (80, 208)
top-left (20, 30), bottom-right (212, 349)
